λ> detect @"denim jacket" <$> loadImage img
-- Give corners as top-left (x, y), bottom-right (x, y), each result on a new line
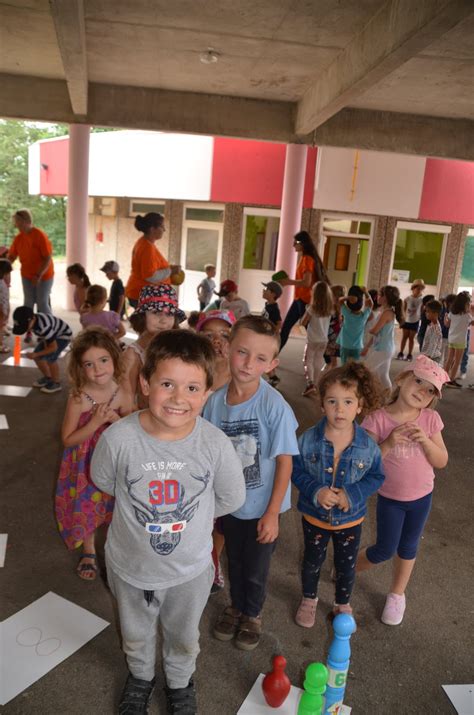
top-left (292, 417), bottom-right (385, 527)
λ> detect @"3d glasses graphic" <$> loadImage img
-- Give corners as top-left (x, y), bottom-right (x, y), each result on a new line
top-left (145, 520), bottom-right (187, 534)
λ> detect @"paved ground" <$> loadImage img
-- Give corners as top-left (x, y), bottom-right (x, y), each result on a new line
top-left (1, 311), bottom-right (472, 714)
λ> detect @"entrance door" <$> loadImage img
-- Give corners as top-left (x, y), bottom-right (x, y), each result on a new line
top-left (324, 235), bottom-right (366, 287)
top-left (179, 218), bottom-right (223, 312)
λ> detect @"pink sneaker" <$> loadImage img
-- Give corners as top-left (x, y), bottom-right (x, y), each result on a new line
top-left (295, 597), bottom-right (318, 628)
top-left (332, 602), bottom-right (353, 616)
top-left (381, 592), bottom-right (406, 626)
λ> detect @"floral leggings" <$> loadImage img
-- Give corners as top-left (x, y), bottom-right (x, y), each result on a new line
top-left (301, 518), bottom-right (362, 604)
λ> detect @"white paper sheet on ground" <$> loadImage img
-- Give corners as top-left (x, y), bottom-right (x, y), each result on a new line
top-left (0, 415), bottom-right (9, 429)
top-left (0, 534), bottom-right (7, 567)
top-left (0, 385), bottom-right (32, 397)
top-left (237, 674), bottom-right (351, 714)
top-left (2, 356), bottom-right (37, 367)
top-left (442, 685), bottom-right (474, 714)
top-left (0, 591), bottom-right (109, 706)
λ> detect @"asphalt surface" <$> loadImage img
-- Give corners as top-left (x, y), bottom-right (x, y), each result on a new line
top-left (1, 315), bottom-right (472, 714)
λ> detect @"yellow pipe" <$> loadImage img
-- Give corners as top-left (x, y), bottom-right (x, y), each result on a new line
top-left (349, 150), bottom-right (360, 202)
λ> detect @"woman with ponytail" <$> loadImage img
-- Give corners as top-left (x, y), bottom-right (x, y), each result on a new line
top-left (364, 285), bottom-right (405, 390)
top-left (125, 212), bottom-right (181, 308)
top-left (278, 231), bottom-right (330, 352)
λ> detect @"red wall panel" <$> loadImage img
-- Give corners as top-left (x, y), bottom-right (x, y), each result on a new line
top-left (419, 158), bottom-right (474, 225)
top-left (39, 138), bottom-right (69, 195)
top-left (210, 137), bottom-right (317, 208)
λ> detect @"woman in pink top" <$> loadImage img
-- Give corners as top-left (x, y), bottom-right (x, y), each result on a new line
top-left (356, 355), bottom-right (449, 627)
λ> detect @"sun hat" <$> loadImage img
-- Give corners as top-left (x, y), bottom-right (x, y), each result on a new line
top-left (133, 284), bottom-right (186, 323)
top-left (261, 281), bottom-right (283, 298)
top-left (411, 278), bottom-right (426, 290)
top-left (100, 260), bottom-right (119, 273)
top-left (402, 354), bottom-right (450, 396)
top-left (215, 279), bottom-right (238, 297)
top-left (196, 309), bottom-right (236, 333)
top-left (13, 305), bottom-right (34, 335)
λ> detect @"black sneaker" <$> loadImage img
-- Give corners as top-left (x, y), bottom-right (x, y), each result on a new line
top-left (165, 678), bottom-right (197, 714)
top-left (40, 380), bottom-right (62, 394)
top-left (446, 380), bottom-right (462, 389)
top-left (119, 674), bottom-right (155, 714)
top-left (396, 352), bottom-right (404, 360)
top-left (406, 354), bottom-right (413, 362)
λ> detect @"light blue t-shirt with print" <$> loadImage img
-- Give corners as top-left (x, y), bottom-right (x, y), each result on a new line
top-left (337, 304), bottom-right (371, 350)
top-left (203, 378), bottom-right (299, 520)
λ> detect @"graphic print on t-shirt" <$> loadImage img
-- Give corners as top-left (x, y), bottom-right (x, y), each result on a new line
top-left (125, 464), bottom-right (210, 556)
top-left (221, 419), bottom-right (262, 490)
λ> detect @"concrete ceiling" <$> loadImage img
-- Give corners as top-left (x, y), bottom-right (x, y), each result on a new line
top-left (0, 0), bottom-right (473, 159)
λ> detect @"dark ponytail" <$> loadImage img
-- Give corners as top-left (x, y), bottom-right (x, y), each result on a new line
top-left (134, 212), bottom-right (164, 235)
top-left (381, 285), bottom-right (405, 325)
top-left (294, 230), bottom-right (330, 285)
top-left (67, 262), bottom-right (91, 287)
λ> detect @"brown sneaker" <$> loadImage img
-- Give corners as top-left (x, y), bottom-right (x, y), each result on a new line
top-left (213, 606), bottom-right (242, 641)
top-left (235, 615), bottom-right (262, 651)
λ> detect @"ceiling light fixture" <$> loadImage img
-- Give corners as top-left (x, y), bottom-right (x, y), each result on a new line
top-left (200, 48), bottom-right (220, 65)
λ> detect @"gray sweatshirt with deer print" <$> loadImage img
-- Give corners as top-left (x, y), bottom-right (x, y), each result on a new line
top-left (91, 412), bottom-right (245, 589)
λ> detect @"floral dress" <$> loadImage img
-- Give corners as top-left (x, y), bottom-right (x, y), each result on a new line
top-left (55, 390), bottom-right (118, 550)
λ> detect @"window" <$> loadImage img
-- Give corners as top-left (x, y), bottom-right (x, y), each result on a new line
top-left (129, 200), bottom-right (165, 216)
top-left (334, 244), bottom-right (350, 271)
top-left (184, 228), bottom-right (219, 271)
top-left (323, 218), bottom-right (371, 236)
top-left (392, 228), bottom-right (445, 285)
top-left (185, 207), bottom-right (224, 222)
top-left (242, 214), bottom-right (280, 271)
top-left (459, 231), bottom-right (474, 288)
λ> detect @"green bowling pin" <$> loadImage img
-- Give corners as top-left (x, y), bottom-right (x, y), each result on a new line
top-left (297, 662), bottom-right (328, 715)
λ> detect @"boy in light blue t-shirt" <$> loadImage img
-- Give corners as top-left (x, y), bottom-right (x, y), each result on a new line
top-left (203, 315), bottom-right (299, 651)
top-left (337, 285), bottom-right (373, 364)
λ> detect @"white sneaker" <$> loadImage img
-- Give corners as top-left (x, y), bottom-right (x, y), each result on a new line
top-left (381, 592), bottom-right (406, 626)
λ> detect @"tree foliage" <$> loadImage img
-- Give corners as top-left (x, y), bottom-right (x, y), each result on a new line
top-left (0, 120), bottom-right (69, 254)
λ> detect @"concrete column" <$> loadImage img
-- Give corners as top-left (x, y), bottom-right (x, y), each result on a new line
top-left (275, 143), bottom-right (308, 316)
top-left (66, 124), bottom-right (90, 309)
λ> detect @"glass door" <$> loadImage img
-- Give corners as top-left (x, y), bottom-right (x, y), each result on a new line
top-left (179, 205), bottom-right (224, 312)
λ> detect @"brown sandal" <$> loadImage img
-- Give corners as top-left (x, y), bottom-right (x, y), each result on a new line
top-left (77, 553), bottom-right (97, 581)
top-left (235, 615), bottom-right (262, 651)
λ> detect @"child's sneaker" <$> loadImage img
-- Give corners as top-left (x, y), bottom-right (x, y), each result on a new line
top-left (235, 614), bottom-right (262, 651)
top-left (40, 380), bottom-right (62, 394)
top-left (332, 602), bottom-right (353, 616)
top-left (295, 597), bottom-right (318, 628)
top-left (396, 352), bottom-right (404, 360)
top-left (302, 383), bottom-right (316, 397)
top-left (118, 673), bottom-right (155, 715)
top-left (406, 354), bottom-right (413, 362)
top-left (213, 606), bottom-right (241, 641)
top-left (164, 678), bottom-right (197, 715)
top-left (381, 592), bottom-right (406, 626)
top-left (32, 376), bottom-right (50, 388)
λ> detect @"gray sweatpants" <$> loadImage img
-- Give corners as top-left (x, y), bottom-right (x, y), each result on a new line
top-left (107, 561), bottom-right (214, 688)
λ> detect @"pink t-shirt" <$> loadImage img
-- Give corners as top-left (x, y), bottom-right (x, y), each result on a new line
top-left (80, 310), bottom-right (121, 334)
top-left (362, 408), bottom-right (444, 501)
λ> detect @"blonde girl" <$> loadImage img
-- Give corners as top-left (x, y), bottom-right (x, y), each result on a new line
top-left (357, 356), bottom-right (449, 625)
top-left (444, 291), bottom-right (473, 387)
top-left (55, 327), bottom-right (133, 580)
top-left (80, 284), bottom-right (126, 339)
top-left (301, 281), bottom-right (334, 396)
top-left (364, 285), bottom-right (405, 391)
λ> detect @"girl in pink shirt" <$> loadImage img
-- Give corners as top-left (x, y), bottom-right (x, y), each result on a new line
top-left (356, 355), bottom-right (449, 626)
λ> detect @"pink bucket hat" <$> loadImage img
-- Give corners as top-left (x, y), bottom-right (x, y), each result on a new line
top-left (408, 354), bottom-right (450, 396)
top-left (196, 309), bottom-right (236, 333)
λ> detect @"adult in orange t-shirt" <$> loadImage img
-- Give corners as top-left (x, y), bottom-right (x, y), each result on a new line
top-left (125, 212), bottom-right (181, 307)
top-left (278, 231), bottom-right (329, 351)
top-left (8, 209), bottom-right (54, 317)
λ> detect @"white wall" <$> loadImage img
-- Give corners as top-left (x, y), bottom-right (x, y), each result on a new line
top-left (314, 147), bottom-right (426, 218)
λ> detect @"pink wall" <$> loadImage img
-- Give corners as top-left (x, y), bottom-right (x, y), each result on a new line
top-left (210, 137), bottom-right (317, 208)
top-left (419, 158), bottom-right (474, 225)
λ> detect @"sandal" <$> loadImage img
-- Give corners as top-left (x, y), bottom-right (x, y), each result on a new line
top-left (77, 553), bottom-right (97, 581)
top-left (0, 346), bottom-right (10, 353)
top-left (235, 614), bottom-right (262, 651)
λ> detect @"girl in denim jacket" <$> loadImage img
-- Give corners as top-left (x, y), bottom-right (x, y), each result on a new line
top-left (292, 362), bottom-right (385, 628)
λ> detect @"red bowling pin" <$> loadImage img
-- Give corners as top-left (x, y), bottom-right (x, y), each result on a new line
top-left (262, 655), bottom-right (291, 708)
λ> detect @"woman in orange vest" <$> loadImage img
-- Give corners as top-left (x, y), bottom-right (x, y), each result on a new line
top-left (278, 231), bottom-right (329, 351)
top-left (8, 209), bottom-right (55, 341)
top-left (125, 212), bottom-right (181, 308)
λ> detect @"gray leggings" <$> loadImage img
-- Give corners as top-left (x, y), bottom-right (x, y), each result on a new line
top-left (107, 561), bottom-right (214, 687)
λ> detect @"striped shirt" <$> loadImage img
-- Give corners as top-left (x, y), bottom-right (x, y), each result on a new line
top-left (33, 313), bottom-right (72, 343)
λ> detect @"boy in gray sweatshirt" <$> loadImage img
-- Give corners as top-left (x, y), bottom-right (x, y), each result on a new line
top-left (91, 330), bottom-right (245, 715)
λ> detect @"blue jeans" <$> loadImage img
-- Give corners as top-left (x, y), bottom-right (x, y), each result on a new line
top-left (366, 493), bottom-right (432, 563)
top-left (22, 277), bottom-right (53, 314)
top-left (279, 299), bottom-right (307, 351)
top-left (34, 338), bottom-right (70, 363)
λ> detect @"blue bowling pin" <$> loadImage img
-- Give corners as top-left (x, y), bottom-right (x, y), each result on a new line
top-left (323, 613), bottom-right (356, 714)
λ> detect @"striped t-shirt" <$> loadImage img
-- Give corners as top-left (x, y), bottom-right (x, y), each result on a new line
top-left (33, 313), bottom-right (72, 343)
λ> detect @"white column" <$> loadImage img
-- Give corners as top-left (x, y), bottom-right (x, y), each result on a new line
top-left (66, 124), bottom-right (90, 310)
top-left (275, 144), bottom-right (308, 317)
